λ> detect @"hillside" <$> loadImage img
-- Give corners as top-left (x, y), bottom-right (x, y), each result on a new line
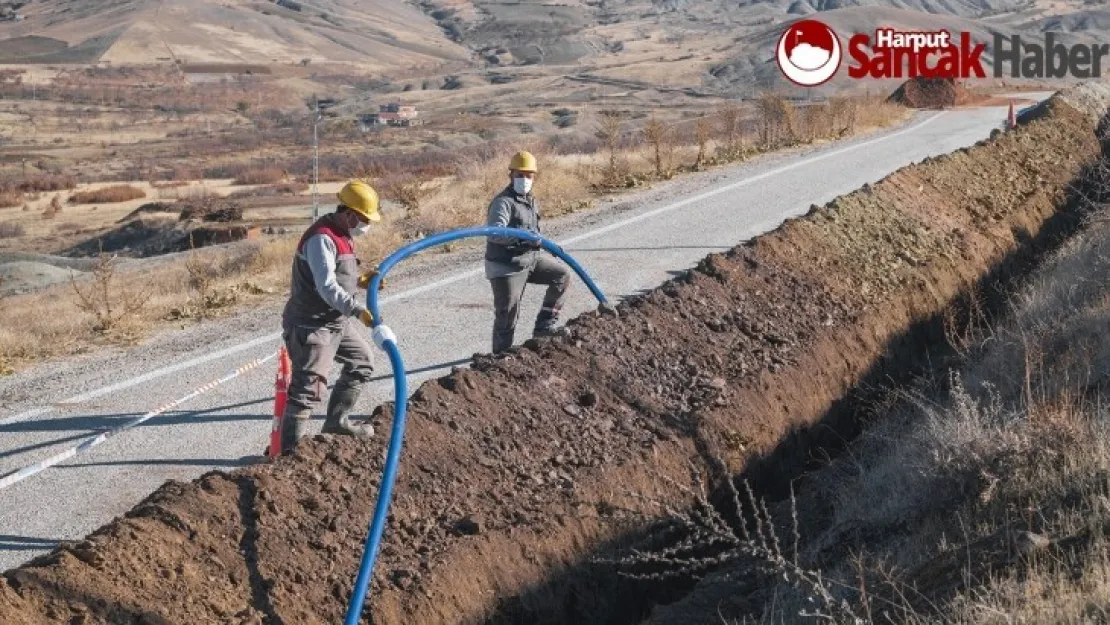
top-left (0, 0), bottom-right (471, 69)
top-left (410, 0), bottom-right (1107, 94)
top-left (4, 0), bottom-right (1108, 91)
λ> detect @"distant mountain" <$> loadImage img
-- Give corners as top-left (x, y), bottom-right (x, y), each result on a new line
top-left (0, 0), bottom-right (469, 68)
top-left (0, 0), bottom-right (1100, 96)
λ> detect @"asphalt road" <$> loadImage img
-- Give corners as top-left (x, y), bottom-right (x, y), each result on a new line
top-left (0, 96), bottom-right (1050, 571)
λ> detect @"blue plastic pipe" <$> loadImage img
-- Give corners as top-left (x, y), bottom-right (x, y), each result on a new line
top-left (343, 338), bottom-right (406, 625)
top-left (368, 226), bottom-right (608, 315)
top-left (344, 227), bottom-right (609, 625)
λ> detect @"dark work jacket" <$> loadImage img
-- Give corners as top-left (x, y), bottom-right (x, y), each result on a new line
top-left (484, 185), bottom-right (540, 277)
top-left (282, 213), bottom-right (360, 327)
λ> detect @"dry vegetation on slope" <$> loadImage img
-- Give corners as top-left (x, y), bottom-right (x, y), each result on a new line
top-left (615, 85), bottom-right (1110, 624)
top-left (0, 94), bottom-right (905, 374)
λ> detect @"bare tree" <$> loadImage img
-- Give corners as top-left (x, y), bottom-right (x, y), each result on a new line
top-left (757, 93), bottom-right (798, 149)
top-left (694, 117), bottom-right (712, 169)
top-left (717, 102), bottom-right (743, 160)
top-left (642, 114), bottom-right (672, 178)
top-left (43, 194), bottom-right (62, 219)
top-left (598, 111), bottom-right (625, 184)
top-left (70, 253), bottom-right (152, 333)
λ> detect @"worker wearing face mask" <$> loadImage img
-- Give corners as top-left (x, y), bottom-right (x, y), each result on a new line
top-left (484, 151), bottom-right (571, 354)
top-left (279, 180), bottom-right (384, 454)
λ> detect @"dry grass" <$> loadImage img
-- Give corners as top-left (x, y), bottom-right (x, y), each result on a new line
top-left (743, 200), bottom-right (1110, 623)
top-left (583, 95), bottom-right (904, 193)
top-left (228, 182), bottom-right (308, 198)
top-left (0, 238), bottom-right (288, 365)
top-left (10, 175), bottom-right (78, 193)
top-left (0, 221), bottom-right (405, 368)
top-left (377, 176), bottom-right (431, 221)
top-left (0, 191), bottom-right (23, 208)
top-left (0, 222), bottom-right (27, 239)
top-left (43, 194), bottom-right (63, 219)
top-left (0, 93), bottom-right (905, 373)
top-left (598, 157), bottom-right (1110, 623)
top-left (232, 168), bottom-right (287, 186)
top-left (69, 185), bottom-right (147, 205)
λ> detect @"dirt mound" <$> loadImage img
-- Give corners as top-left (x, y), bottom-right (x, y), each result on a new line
top-left (1, 89), bottom-right (1106, 624)
top-left (189, 224), bottom-right (262, 247)
top-left (63, 217), bottom-right (259, 258)
top-left (0, 36), bottom-right (66, 60)
top-left (178, 200), bottom-right (244, 223)
top-left (0, 262), bottom-right (80, 297)
top-left (62, 218), bottom-right (187, 258)
top-left (120, 202), bottom-right (180, 222)
top-left (888, 77), bottom-right (972, 108)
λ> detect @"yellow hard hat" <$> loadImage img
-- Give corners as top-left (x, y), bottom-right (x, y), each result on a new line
top-left (337, 180), bottom-right (381, 222)
top-left (509, 151), bottom-right (537, 173)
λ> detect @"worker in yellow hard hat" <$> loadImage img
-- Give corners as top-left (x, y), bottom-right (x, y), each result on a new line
top-left (483, 151), bottom-right (570, 354)
top-left (278, 179), bottom-right (383, 454)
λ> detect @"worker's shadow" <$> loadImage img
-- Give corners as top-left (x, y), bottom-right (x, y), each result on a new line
top-left (0, 533), bottom-right (59, 554)
top-left (364, 356), bottom-right (472, 383)
top-left (0, 357), bottom-right (473, 466)
top-left (0, 397), bottom-right (273, 464)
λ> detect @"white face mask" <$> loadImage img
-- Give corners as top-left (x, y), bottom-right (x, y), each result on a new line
top-left (353, 222), bottom-right (371, 236)
top-left (513, 176), bottom-right (533, 195)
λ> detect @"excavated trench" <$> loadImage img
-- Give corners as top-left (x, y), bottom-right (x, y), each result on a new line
top-left (2, 86), bottom-right (1110, 625)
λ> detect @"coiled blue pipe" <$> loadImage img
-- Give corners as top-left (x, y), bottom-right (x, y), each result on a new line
top-left (344, 227), bottom-right (609, 625)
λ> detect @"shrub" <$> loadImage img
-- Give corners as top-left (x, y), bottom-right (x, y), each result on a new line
top-left (179, 200), bottom-right (244, 223)
top-left (0, 191), bottom-right (22, 208)
top-left (642, 114), bottom-right (675, 178)
top-left (70, 254), bottom-right (152, 334)
top-left (233, 168), bottom-right (285, 186)
top-left (0, 222), bottom-right (25, 238)
top-left (23, 175), bottom-right (78, 193)
top-left (228, 182), bottom-right (308, 198)
top-left (43, 194), bottom-right (63, 218)
top-left (69, 185), bottom-right (146, 205)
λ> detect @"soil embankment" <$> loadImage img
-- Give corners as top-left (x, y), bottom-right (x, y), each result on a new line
top-left (2, 85), bottom-right (1109, 625)
top-left (888, 77), bottom-right (973, 108)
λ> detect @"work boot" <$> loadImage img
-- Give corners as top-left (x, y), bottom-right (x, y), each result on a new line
top-left (322, 386), bottom-right (375, 438)
top-left (532, 319), bottom-right (562, 339)
top-left (533, 308), bottom-right (561, 339)
top-left (281, 407), bottom-right (312, 455)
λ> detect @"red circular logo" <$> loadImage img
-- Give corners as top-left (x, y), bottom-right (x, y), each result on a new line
top-left (776, 20), bottom-right (842, 87)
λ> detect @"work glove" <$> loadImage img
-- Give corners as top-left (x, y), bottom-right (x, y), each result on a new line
top-left (357, 269), bottom-right (386, 290)
top-left (514, 239), bottom-right (541, 252)
top-left (355, 307), bottom-right (377, 327)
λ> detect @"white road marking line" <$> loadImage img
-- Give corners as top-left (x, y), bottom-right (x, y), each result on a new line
top-left (0, 111), bottom-right (949, 424)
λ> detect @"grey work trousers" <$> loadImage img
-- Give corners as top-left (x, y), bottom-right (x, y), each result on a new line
top-left (283, 319), bottom-right (374, 412)
top-left (489, 255), bottom-right (570, 353)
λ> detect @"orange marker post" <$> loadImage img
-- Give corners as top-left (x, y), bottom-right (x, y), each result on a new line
top-left (269, 347), bottom-right (292, 458)
top-left (1007, 100), bottom-right (1016, 130)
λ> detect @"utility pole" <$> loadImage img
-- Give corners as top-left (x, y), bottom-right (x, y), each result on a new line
top-left (312, 95), bottom-right (321, 221)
